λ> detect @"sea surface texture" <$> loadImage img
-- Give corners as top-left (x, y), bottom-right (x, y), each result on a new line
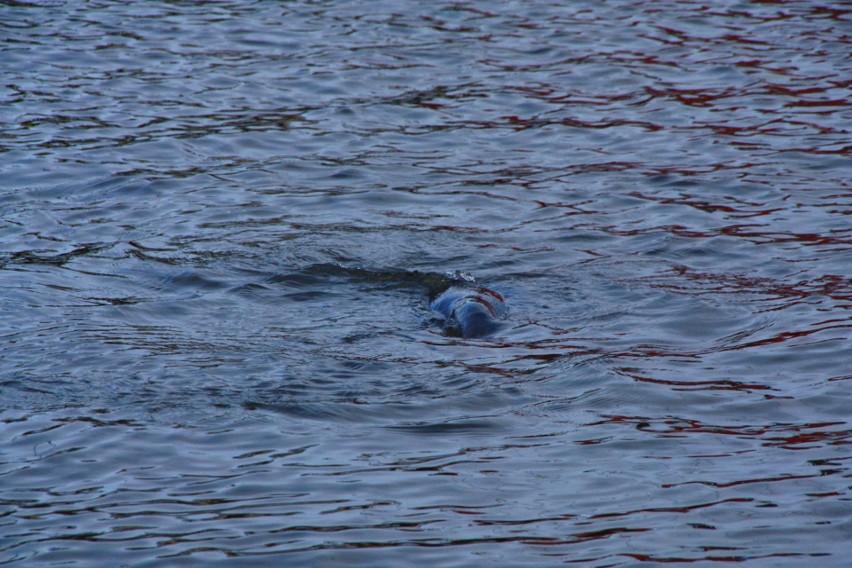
top-left (1, 1), bottom-right (850, 565)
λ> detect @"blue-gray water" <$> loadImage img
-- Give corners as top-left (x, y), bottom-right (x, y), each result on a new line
top-left (2, 1), bottom-right (850, 565)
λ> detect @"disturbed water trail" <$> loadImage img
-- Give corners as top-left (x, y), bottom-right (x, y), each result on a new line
top-left (2, 0), bottom-right (850, 566)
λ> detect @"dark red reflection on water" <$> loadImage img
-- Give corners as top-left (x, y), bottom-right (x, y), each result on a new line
top-left (664, 473), bottom-right (819, 489)
top-left (618, 370), bottom-right (772, 392)
top-left (590, 498), bottom-right (752, 520)
top-left (594, 415), bottom-right (850, 451)
top-left (622, 552), bottom-right (819, 564)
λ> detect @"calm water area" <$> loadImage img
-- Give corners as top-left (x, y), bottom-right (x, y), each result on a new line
top-left (1, 1), bottom-right (850, 565)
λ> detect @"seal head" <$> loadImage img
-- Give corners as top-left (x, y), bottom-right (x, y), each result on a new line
top-left (430, 286), bottom-right (507, 338)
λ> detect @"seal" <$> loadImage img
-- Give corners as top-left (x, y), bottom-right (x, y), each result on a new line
top-left (430, 285), bottom-right (507, 338)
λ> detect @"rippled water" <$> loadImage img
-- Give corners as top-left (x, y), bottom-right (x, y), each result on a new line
top-left (2, 1), bottom-right (850, 565)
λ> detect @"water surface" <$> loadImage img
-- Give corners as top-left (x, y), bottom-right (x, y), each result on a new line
top-left (1, 1), bottom-right (850, 565)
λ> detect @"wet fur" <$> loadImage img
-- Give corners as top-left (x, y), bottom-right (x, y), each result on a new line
top-left (430, 286), bottom-right (507, 338)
